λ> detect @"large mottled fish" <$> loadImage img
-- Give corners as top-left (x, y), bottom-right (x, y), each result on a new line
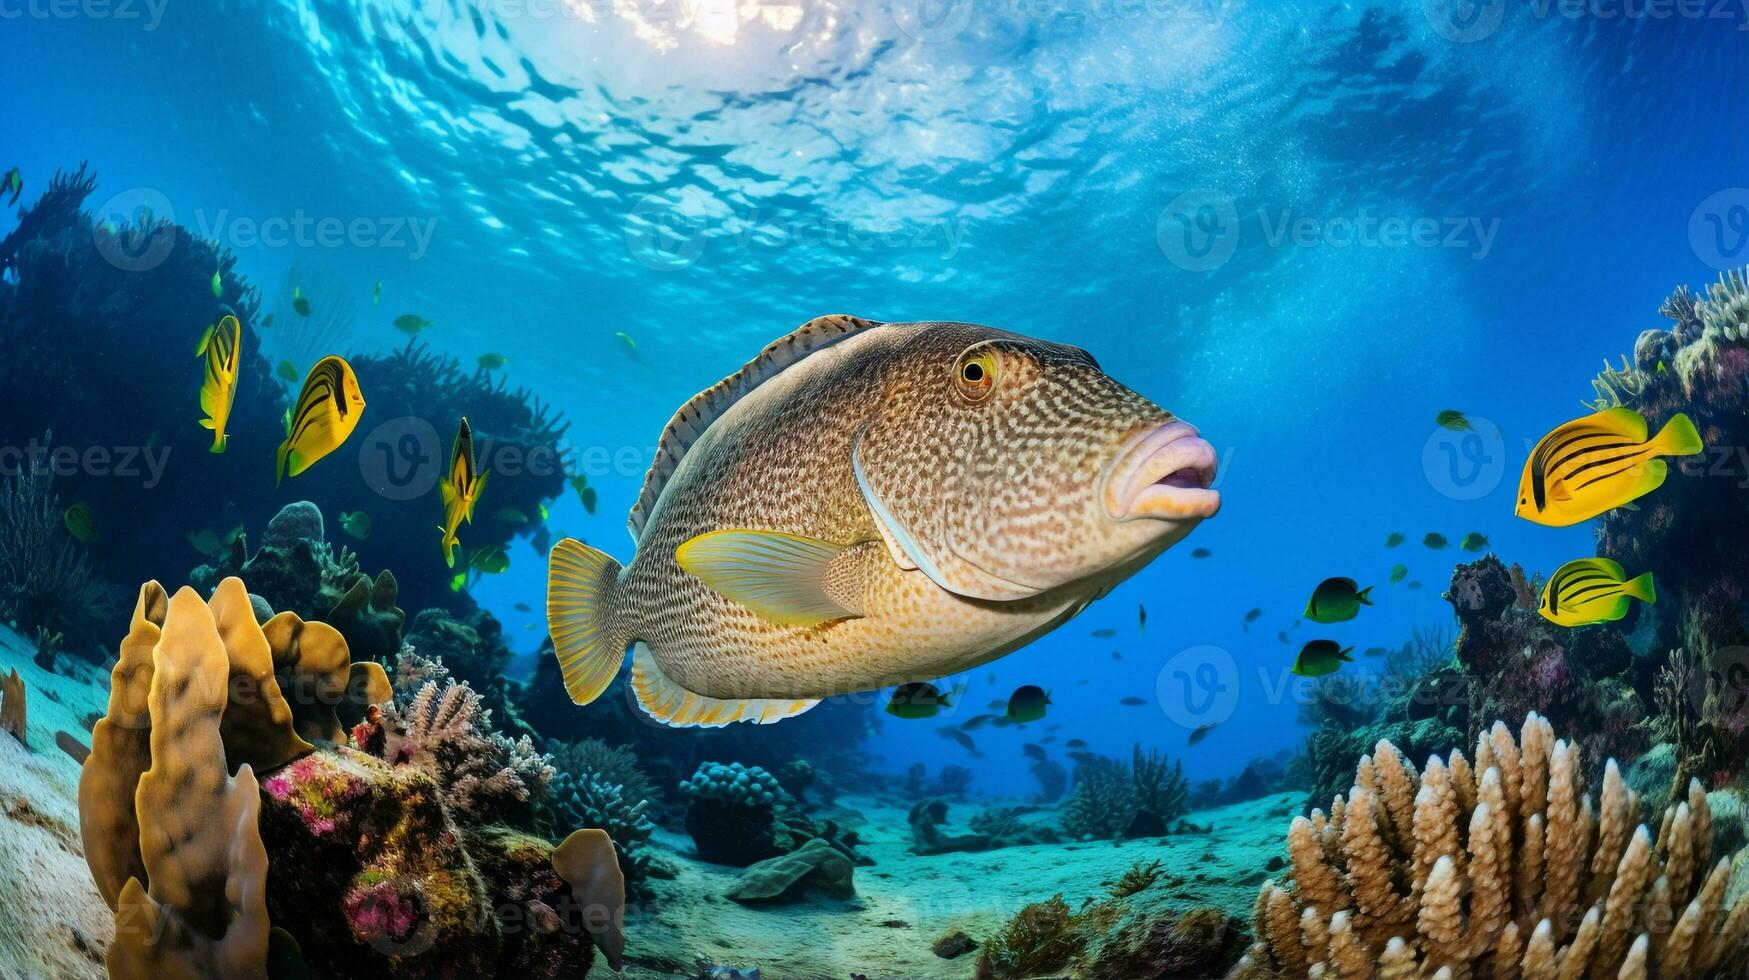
top-left (276, 355), bottom-right (365, 484)
top-left (1538, 557), bottom-right (1654, 627)
top-left (546, 316), bottom-right (1221, 727)
top-left (195, 314), bottom-right (242, 453)
top-left (1516, 408), bottom-right (1702, 527)
top-left (439, 417), bottom-right (490, 568)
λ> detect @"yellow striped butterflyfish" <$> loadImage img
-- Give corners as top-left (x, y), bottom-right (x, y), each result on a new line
top-left (1515, 408), bottom-right (1702, 527)
top-left (195, 314), bottom-right (242, 453)
top-left (439, 417), bottom-right (490, 567)
top-left (275, 355), bottom-right (365, 484)
top-left (1538, 557), bottom-right (1654, 627)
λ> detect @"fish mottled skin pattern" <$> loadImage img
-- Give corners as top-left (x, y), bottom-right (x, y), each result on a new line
top-left (552, 316), bottom-right (1219, 725)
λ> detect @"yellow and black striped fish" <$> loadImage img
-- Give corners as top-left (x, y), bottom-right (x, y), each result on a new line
top-left (439, 417), bottom-right (490, 567)
top-left (1515, 408), bottom-right (1702, 527)
top-left (1538, 557), bottom-right (1654, 627)
top-left (275, 355), bottom-right (366, 484)
top-left (195, 314), bottom-right (242, 453)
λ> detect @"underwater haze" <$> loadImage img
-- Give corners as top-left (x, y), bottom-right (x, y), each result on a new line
top-left (2, 1), bottom-right (1747, 978)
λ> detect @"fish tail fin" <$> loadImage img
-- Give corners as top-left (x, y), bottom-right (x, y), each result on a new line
top-left (441, 528), bottom-right (456, 568)
top-left (1653, 412), bottom-right (1703, 458)
top-left (1339, 647), bottom-right (1354, 662)
top-left (1623, 572), bottom-right (1656, 604)
top-left (547, 538), bottom-right (629, 706)
top-left (210, 431), bottom-right (227, 454)
top-left (1357, 586), bottom-right (1374, 606)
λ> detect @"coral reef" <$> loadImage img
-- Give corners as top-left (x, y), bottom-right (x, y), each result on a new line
top-left (358, 676), bottom-right (553, 827)
top-left (78, 579), bottom-right (621, 977)
top-left (1061, 745), bottom-right (1191, 840)
top-left (1, 667), bottom-right (24, 744)
top-left (974, 890), bottom-right (1246, 979)
top-left (680, 761), bottom-right (789, 866)
top-left (0, 168), bottom-right (564, 618)
top-left (402, 604), bottom-right (528, 738)
top-left (1233, 712), bottom-right (1749, 978)
top-left (1446, 555), bottom-right (1647, 766)
top-left (549, 768), bottom-right (657, 893)
top-left (1030, 757), bottom-right (1068, 802)
top-left (725, 837), bottom-right (856, 904)
top-left (191, 501), bottom-right (406, 664)
top-left (0, 463), bottom-right (113, 650)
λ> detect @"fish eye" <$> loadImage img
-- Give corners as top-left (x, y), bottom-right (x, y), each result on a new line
top-left (954, 347), bottom-right (998, 402)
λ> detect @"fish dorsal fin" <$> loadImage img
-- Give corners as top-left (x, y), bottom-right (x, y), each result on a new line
top-left (628, 314), bottom-right (885, 543)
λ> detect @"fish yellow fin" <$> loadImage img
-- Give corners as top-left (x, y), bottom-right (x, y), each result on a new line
top-left (198, 418), bottom-right (216, 429)
top-left (275, 438), bottom-right (291, 487)
top-left (546, 538), bottom-right (627, 706)
top-left (1651, 412), bottom-right (1703, 458)
top-left (630, 643), bottom-right (818, 728)
top-left (467, 471), bottom-right (490, 523)
top-left (1622, 572), bottom-right (1656, 604)
top-left (675, 529), bottom-right (860, 627)
top-left (195, 324), bottom-right (214, 356)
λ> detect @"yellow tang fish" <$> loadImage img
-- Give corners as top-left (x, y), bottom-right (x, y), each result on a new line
top-left (439, 417), bottom-right (490, 567)
top-left (1539, 557), bottom-right (1654, 627)
top-left (195, 314), bottom-right (242, 453)
top-left (1515, 408), bottom-right (1702, 527)
top-left (546, 315), bottom-right (1220, 729)
top-left (276, 355), bottom-right (366, 484)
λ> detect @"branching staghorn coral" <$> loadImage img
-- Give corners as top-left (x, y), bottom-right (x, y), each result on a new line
top-left (550, 770), bottom-right (657, 889)
top-left (380, 678), bottom-right (555, 823)
top-left (1132, 744), bottom-right (1189, 829)
top-left (1062, 754), bottom-right (1138, 840)
top-left (550, 737), bottom-right (657, 808)
top-left (1232, 711), bottom-right (1749, 979)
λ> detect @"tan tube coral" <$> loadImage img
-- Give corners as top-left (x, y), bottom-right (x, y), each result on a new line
top-left (1234, 711), bottom-right (1749, 979)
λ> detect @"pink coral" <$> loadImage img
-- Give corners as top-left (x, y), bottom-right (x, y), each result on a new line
top-left (344, 880), bottom-right (419, 943)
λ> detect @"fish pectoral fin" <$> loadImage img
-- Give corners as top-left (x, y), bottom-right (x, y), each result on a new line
top-left (198, 418), bottom-right (216, 429)
top-left (631, 643), bottom-right (819, 727)
top-left (675, 529), bottom-right (861, 627)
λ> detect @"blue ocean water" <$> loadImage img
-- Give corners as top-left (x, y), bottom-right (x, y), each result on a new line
top-left (4, 0), bottom-right (1743, 800)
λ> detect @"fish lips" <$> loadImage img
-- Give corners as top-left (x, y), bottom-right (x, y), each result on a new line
top-left (1102, 421), bottom-right (1221, 523)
